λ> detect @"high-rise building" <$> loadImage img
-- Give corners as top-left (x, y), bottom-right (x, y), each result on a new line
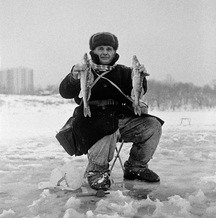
top-left (0, 67), bottom-right (34, 94)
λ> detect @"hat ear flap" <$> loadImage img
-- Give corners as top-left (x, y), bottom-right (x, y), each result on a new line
top-left (89, 51), bottom-right (100, 64)
top-left (89, 35), bottom-right (94, 51)
top-left (113, 35), bottom-right (119, 50)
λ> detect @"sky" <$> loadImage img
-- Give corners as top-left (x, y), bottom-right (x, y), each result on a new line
top-left (0, 0), bottom-right (216, 88)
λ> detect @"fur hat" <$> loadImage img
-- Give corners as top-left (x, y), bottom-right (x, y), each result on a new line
top-left (89, 32), bottom-right (119, 51)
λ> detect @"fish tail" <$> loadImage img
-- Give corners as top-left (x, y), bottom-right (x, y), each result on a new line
top-left (133, 104), bottom-right (142, 116)
top-left (84, 105), bottom-right (91, 117)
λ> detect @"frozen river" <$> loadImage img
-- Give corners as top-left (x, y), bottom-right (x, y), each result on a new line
top-left (0, 95), bottom-right (216, 218)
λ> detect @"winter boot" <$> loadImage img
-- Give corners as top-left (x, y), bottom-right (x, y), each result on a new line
top-left (87, 171), bottom-right (111, 190)
top-left (124, 161), bottom-right (160, 182)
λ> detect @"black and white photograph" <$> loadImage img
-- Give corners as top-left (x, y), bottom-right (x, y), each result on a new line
top-left (0, 0), bottom-right (216, 217)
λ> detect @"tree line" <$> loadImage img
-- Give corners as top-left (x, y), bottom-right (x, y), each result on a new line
top-left (144, 80), bottom-right (216, 110)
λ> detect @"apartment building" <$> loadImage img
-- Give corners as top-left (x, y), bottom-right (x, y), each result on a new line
top-left (0, 67), bottom-right (34, 94)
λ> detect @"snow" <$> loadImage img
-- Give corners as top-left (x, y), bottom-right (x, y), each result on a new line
top-left (0, 94), bottom-right (216, 218)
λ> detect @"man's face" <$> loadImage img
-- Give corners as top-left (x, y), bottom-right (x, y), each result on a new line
top-left (93, 46), bottom-right (116, 65)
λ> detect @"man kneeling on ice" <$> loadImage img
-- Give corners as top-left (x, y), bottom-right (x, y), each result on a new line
top-left (59, 32), bottom-right (164, 190)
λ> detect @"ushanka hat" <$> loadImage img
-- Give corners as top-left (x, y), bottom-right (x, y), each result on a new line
top-left (89, 32), bottom-right (119, 51)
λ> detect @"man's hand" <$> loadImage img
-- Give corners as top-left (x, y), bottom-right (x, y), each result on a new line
top-left (71, 64), bottom-right (86, 79)
top-left (138, 64), bottom-right (150, 77)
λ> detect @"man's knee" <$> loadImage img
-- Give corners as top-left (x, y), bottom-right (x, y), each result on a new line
top-left (141, 116), bottom-right (162, 133)
top-left (147, 117), bottom-right (162, 132)
top-left (134, 117), bottom-right (162, 143)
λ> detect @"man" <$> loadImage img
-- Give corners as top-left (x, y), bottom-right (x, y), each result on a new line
top-left (59, 32), bottom-right (164, 190)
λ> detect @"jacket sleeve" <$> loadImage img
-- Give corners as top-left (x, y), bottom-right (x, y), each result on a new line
top-left (59, 68), bottom-right (81, 99)
top-left (143, 77), bottom-right (147, 94)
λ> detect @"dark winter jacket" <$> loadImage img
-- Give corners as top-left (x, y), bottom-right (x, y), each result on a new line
top-left (59, 64), bottom-right (147, 106)
top-left (59, 63), bottom-right (149, 154)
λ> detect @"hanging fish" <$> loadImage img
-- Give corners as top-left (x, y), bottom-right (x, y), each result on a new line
top-left (79, 53), bottom-right (94, 117)
top-left (131, 55), bottom-right (149, 116)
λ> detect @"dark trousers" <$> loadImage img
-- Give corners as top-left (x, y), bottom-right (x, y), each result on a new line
top-left (86, 116), bottom-right (162, 173)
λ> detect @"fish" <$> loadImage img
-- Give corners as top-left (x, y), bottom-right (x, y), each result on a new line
top-left (131, 55), bottom-right (149, 116)
top-left (79, 53), bottom-right (94, 117)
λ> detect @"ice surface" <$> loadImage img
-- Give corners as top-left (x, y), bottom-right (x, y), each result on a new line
top-left (39, 160), bottom-right (86, 191)
top-left (0, 209), bottom-right (15, 218)
top-left (0, 94), bottom-right (216, 217)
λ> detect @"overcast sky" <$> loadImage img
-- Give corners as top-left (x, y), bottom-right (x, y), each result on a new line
top-left (0, 0), bottom-right (216, 88)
